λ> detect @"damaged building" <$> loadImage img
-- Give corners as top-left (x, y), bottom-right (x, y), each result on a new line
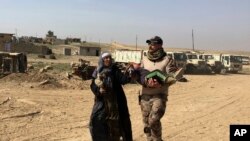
top-left (0, 33), bottom-right (52, 55)
top-left (0, 52), bottom-right (27, 73)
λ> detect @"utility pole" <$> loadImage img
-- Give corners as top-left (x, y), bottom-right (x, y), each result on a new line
top-left (110, 39), bottom-right (113, 52)
top-left (192, 29), bottom-right (195, 51)
top-left (15, 28), bottom-right (18, 38)
top-left (136, 34), bottom-right (138, 50)
top-left (15, 28), bottom-right (18, 43)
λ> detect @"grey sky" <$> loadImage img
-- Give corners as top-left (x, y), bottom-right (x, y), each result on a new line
top-left (0, 0), bottom-right (249, 51)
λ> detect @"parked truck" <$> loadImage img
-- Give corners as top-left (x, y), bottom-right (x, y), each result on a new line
top-left (220, 54), bottom-right (243, 73)
top-left (185, 53), bottom-right (211, 74)
top-left (166, 51), bottom-right (187, 70)
top-left (113, 49), bottom-right (144, 70)
top-left (199, 54), bottom-right (223, 73)
top-left (241, 55), bottom-right (250, 65)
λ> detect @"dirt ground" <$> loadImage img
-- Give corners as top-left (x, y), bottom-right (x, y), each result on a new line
top-left (1, 55), bottom-right (250, 141)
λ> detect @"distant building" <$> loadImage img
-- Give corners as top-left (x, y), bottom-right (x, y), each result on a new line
top-left (0, 33), bottom-right (51, 55)
top-left (65, 38), bottom-right (81, 44)
top-left (0, 52), bottom-right (27, 73)
top-left (64, 48), bottom-right (71, 56)
top-left (0, 33), bottom-right (14, 52)
top-left (79, 46), bottom-right (100, 56)
top-left (0, 33), bottom-right (14, 43)
top-left (44, 30), bottom-right (57, 45)
top-left (30, 37), bottom-right (43, 43)
top-left (19, 36), bottom-right (43, 43)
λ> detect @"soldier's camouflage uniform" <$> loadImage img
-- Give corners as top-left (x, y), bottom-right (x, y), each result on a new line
top-left (137, 36), bottom-right (176, 141)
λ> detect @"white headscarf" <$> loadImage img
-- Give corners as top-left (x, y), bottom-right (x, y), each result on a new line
top-left (101, 52), bottom-right (111, 58)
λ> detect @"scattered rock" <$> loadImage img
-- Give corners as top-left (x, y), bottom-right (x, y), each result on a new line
top-left (28, 64), bottom-right (34, 70)
top-left (39, 68), bottom-right (46, 73)
top-left (38, 54), bottom-right (46, 58)
top-left (39, 80), bottom-right (50, 85)
top-left (44, 65), bottom-right (53, 70)
top-left (66, 72), bottom-right (72, 79)
top-left (49, 54), bottom-right (56, 59)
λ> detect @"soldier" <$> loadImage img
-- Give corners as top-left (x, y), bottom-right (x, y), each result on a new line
top-left (136, 36), bottom-right (177, 141)
top-left (89, 52), bottom-right (133, 141)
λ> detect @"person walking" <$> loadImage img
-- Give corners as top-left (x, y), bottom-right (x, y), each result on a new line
top-left (89, 52), bottom-right (133, 141)
top-left (137, 36), bottom-right (177, 141)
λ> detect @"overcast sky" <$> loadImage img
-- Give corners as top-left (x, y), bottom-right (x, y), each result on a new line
top-left (1, 0), bottom-right (249, 51)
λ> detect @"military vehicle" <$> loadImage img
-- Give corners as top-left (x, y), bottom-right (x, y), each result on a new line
top-left (241, 55), bottom-right (249, 65)
top-left (113, 49), bottom-right (144, 70)
top-left (185, 52), bottom-right (211, 74)
top-left (166, 51), bottom-right (187, 70)
top-left (220, 54), bottom-right (243, 73)
top-left (199, 54), bottom-right (223, 73)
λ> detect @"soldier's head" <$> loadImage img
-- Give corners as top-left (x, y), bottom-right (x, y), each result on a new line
top-left (146, 36), bottom-right (163, 53)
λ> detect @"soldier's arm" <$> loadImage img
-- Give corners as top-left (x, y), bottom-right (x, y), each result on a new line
top-left (165, 57), bottom-right (178, 74)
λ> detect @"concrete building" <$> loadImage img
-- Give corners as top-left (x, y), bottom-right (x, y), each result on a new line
top-left (79, 46), bottom-right (100, 56)
top-left (0, 33), bottom-right (14, 43)
top-left (0, 33), bottom-right (15, 52)
top-left (64, 48), bottom-right (71, 56)
top-left (65, 38), bottom-right (81, 44)
top-left (0, 52), bottom-right (27, 73)
top-left (0, 33), bottom-right (51, 55)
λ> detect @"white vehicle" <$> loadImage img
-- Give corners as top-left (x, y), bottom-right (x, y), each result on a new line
top-left (166, 52), bottom-right (187, 70)
top-left (113, 49), bottom-right (144, 70)
top-left (113, 49), bottom-right (143, 63)
top-left (241, 55), bottom-right (250, 65)
top-left (199, 54), bottom-right (223, 73)
top-left (220, 54), bottom-right (243, 73)
top-left (185, 53), bottom-right (211, 73)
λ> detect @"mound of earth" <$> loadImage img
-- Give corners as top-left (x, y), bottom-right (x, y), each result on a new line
top-left (0, 71), bottom-right (91, 90)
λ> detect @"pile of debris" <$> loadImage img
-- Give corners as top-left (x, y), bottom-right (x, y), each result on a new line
top-left (70, 59), bottom-right (96, 80)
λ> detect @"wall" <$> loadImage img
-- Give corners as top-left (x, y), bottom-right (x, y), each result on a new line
top-left (64, 48), bottom-right (71, 56)
top-left (79, 47), bottom-right (100, 56)
top-left (0, 42), bottom-right (50, 55)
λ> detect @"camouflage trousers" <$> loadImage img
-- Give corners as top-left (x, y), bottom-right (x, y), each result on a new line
top-left (140, 94), bottom-right (167, 141)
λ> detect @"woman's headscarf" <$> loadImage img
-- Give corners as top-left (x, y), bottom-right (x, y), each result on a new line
top-left (92, 51), bottom-right (112, 78)
top-left (97, 52), bottom-right (112, 72)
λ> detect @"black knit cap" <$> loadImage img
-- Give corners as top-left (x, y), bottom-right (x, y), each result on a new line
top-left (146, 36), bottom-right (163, 45)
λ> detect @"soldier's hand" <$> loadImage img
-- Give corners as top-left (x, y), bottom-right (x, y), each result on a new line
top-left (147, 78), bottom-right (162, 88)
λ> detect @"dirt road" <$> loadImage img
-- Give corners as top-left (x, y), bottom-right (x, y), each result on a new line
top-left (1, 72), bottom-right (250, 141)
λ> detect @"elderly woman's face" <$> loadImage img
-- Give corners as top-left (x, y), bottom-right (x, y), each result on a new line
top-left (103, 56), bottom-right (112, 66)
